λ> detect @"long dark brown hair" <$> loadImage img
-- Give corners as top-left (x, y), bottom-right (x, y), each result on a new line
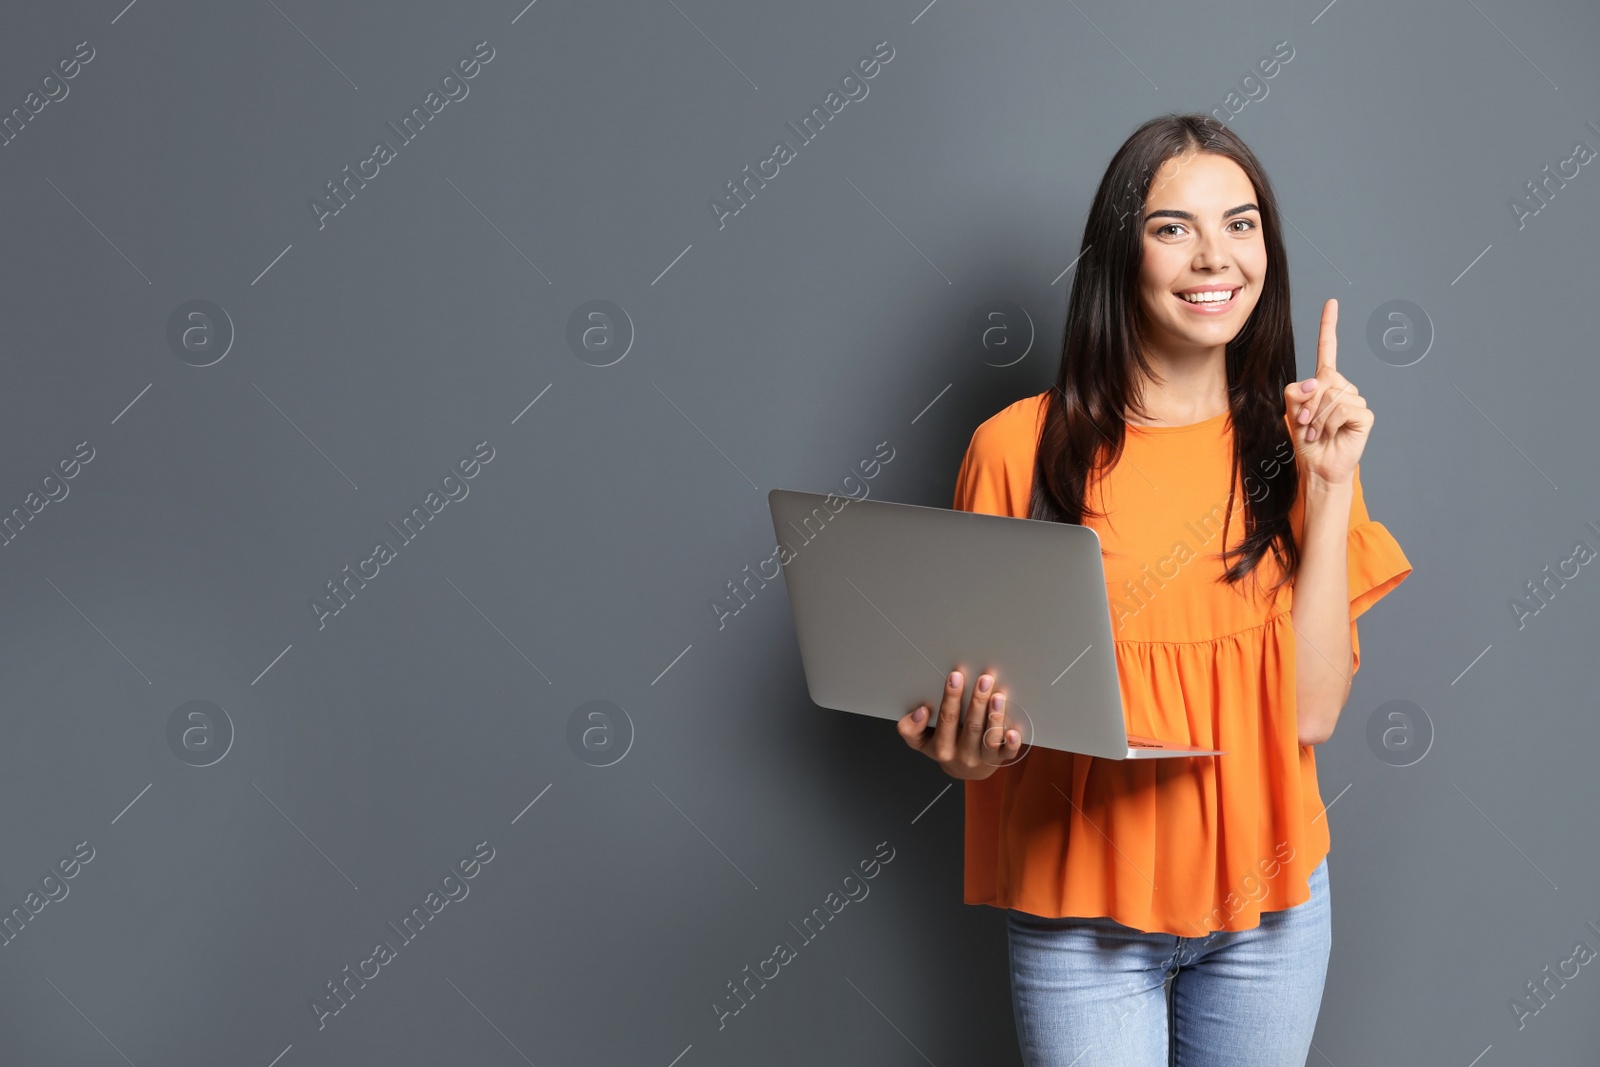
top-left (1030, 112), bottom-right (1300, 594)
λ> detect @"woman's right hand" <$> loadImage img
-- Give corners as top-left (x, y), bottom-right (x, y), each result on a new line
top-left (896, 670), bottom-right (1023, 780)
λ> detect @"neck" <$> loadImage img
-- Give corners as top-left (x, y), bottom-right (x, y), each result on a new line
top-left (1127, 341), bottom-right (1229, 425)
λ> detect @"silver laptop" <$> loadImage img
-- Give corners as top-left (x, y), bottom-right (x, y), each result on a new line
top-left (767, 488), bottom-right (1224, 760)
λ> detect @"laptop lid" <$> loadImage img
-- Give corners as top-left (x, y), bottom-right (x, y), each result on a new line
top-left (767, 488), bottom-right (1137, 760)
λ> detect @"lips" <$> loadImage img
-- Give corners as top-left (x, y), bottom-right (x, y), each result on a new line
top-left (1175, 286), bottom-right (1241, 314)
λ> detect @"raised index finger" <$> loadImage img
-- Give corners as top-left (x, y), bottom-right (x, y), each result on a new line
top-left (1316, 298), bottom-right (1339, 377)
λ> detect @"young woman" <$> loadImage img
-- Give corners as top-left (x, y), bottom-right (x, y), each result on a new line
top-left (895, 114), bottom-right (1413, 1065)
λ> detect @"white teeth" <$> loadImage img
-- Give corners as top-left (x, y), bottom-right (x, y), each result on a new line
top-left (1180, 289), bottom-right (1235, 304)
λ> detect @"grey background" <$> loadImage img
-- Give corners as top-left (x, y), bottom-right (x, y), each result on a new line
top-left (0, 0), bottom-right (1596, 1063)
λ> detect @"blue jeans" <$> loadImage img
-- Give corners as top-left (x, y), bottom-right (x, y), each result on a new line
top-left (1006, 856), bottom-right (1331, 1066)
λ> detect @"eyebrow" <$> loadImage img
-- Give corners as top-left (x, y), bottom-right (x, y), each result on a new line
top-left (1144, 203), bottom-right (1259, 222)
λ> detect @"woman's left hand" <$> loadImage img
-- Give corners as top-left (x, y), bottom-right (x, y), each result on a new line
top-left (1284, 298), bottom-right (1372, 487)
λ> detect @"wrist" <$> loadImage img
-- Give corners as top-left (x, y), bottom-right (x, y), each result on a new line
top-left (1303, 471), bottom-right (1355, 497)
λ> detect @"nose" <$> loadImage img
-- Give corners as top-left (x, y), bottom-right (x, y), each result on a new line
top-left (1192, 226), bottom-right (1230, 271)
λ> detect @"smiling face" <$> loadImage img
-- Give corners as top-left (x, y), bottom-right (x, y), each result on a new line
top-left (1135, 150), bottom-right (1267, 360)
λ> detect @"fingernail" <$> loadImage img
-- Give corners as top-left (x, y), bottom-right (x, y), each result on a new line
top-left (1302, 379), bottom-right (1316, 392)
top-left (949, 671), bottom-right (962, 689)
top-left (977, 674), bottom-right (993, 693)
top-left (913, 706), bottom-right (927, 723)
top-left (993, 693), bottom-right (1005, 710)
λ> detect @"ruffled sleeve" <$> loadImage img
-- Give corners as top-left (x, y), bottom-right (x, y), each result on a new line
top-left (1346, 463), bottom-right (1413, 675)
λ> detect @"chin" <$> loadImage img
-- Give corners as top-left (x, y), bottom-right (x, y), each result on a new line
top-left (1167, 319), bottom-right (1243, 344)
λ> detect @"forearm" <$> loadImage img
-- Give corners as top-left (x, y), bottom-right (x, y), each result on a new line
top-left (1291, 476), bottom-right (1354, 745)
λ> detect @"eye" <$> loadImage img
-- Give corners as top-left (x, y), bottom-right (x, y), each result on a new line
top-left (1154, 223), bottom-right (1186, 238)
top-left (1228, 217), bottom-right (1258, 233)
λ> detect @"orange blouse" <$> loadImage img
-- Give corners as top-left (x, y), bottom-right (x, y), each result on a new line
top-left (954, 391), bottom-right (1412, 935)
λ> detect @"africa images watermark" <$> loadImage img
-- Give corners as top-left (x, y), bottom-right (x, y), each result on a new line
top-left (0, 440), bottom-right (95, 550)
top-left (1508, 918), bottom-right (1600, 1032)
top-left (1508, 118), bottom-right (1600, 231)
top-left (1195, 840), bottom-right (1296, 934)
top-left (0, 39), bottom-right (96, 151)
top-left (308, 41), bottom-right (497, 231)
top-left (1506, 515), bottom-right (1600, 633)
top-left (311, 840), bottom-right (496, 1031)
top-left (309, 440), bottom-right (496, 630)
top-left (708, 40), bottom-right (896, 231)
top-left (712, 840), bottom-right (896, 1031)
top-left (1110, 437), bottom-right (1295, 630)
top-left (0, 840), bottom-right (96, 953)
top-left (713, 440), bottom-right (896, 631)
top-left (1207, 40), bottom-right (1294, 127)
top-left (1102, 116), bottom-right (1229, 234)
